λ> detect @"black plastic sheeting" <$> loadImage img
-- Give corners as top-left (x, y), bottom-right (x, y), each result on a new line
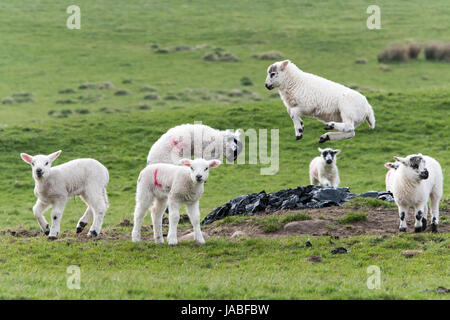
top-left (201, 185), bottom-right (394, 225)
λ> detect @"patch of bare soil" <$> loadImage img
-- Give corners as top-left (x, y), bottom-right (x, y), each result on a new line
top-left (204, 206), bottom-right (450, 239)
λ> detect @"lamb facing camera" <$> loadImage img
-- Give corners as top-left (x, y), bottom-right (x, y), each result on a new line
top-left (20, 150), bottom-right (109, 239)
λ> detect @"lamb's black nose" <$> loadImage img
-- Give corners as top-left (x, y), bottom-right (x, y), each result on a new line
top-left (196, 175), bottom-right (202, 182)
top-left (326, 160), bottom-right (332, 164)
top-left (36, 168), bottom-right (43, 177)
top-left (420, 170), bottom-right (429, 179)
top-left (265, 83), bottom-right (273, 90)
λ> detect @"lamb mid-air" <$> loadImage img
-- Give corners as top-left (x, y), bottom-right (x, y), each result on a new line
top-left (391, 154), bottom-right (443, 233)
top-left (265, 60), bottom-right (375, 143)
top-left (309, 148), bottom-right (341, 187)
top-left (20, 151), bottom-right (109, 239)
top-left (147, 123), bottom-right (243, 165)
top-left (132, 158), bottom-right (221, 245)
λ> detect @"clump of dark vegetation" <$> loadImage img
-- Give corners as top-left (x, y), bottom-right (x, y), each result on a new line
top-left (252, 50), bottom-right (284, 60)
top-left (114, 89), bottom-right (131, 96)
top-left (140, 86), bottom-right (157, 92)
top-left (144, 94), bottom-right (159, 100)
top-left (78, 82), bottom-right (97, 90)
top-left (424, 43), bottom-right (450, 62)
top-left (78, 93), bottom-right (104, 103)
top-left (378, 44), bottom-right (409, 63)
top-left (58, 88), bottom-right (76, 94)
top-left (240, 76), bottom-right (253, 86)
top-left (56, 99), bottom-right (76, 104)
top-left (138, 104), bottom-right (152, 110)
top-left (408, 42), bottom-right (421, 59)
top-left (75, 108), bottom-right (90, 114)
top-left (98, 81), bottom-right (115, 90)
top-left (163, 94), bottom-right (179, 100)
top-left (355, 58), bottom-right (367, 64)
top-left (203, 48), bottom-right (239, 62)
top-left (3, 92), bottom-right (35, 104)
top-left (122, 79), bottom-right (133, 84)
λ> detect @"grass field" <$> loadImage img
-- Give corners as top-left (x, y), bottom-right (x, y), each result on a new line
top-left (0, 0), bottom-right (449, 299)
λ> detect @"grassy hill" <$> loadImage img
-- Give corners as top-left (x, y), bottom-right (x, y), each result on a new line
top-left (0, 0), bottom-right (448, 299)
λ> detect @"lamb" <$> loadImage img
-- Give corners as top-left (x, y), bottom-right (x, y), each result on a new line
top-left (147, 123), bottom-right (242, 165)
top-left (309, 148), bottom-right (341, 187)
top-left (391, 154), bottom-right (443, 233)
top-left (20, 150), bottom-right (109, 239)
top-left (132, 158), bottom-right (221, 245)
top-left (265, 60), bottom-right (375, 143)
top-left (384, 162), bottom-right (399, 192)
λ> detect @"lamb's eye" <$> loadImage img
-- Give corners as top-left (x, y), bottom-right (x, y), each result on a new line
top-left (204, 167), bottom-right (208, 171)
top-left (190, 167), bottom-right (194, 171)
top-left (270, 73), bottom-right (276, 78)
top-left (411, 164), bottom-right (418, 169)
top-left (31, 162), bottom-right (35, 166)
top-left (45, 162), bottom-right (49, 166)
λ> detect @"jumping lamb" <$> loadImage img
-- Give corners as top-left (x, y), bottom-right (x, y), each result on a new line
top-left (132, 158), bottom-right (221, 245)
top-left (391, 154), bottom-right (443, 233)
top-left (265, 60), bottom-right (375, 142)
top-left (147, 123), bottom-right (242, 165)
top-left (309, 148), bottom-right (341, 187)
top-left (384, 161), bottom-right (399, 192)
top-left (20, 150), bottom-right (109, 239)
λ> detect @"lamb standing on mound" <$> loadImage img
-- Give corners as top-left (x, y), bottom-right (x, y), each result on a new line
top-left (147, 123), bottom-right (242, 165)
top-left (20, 150), bottom-right (109, 239)
top-left (391, 154), bottom-right (443, 233)
top-left (265, 60), bottom-right (375, 142)
top-left (132, 158), bottom-right (221, 245)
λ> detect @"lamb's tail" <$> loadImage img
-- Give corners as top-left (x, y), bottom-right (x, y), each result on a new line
top-left (366, 104), bottom-right (376, 129)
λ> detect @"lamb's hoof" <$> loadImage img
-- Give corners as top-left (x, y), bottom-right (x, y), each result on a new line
top-left (48, 235), bottom-right (58, 240)
top-left (324, 123), bottom-right (335, 130)
top-left (89, 230), bottom-right (98, 237)
top-left (399, 227), bottom-right (407, 232)
top-left (296, 135), bottom-right (302, 140)
top-left (431, 224), bottom-right (438, 233)
top-left (414, 227), bottom-right (422, 233)
top-left (44, 230), bottom-right (50, 236)
top-left (319, 135), bottom-right (330, 143)
top-left (76, 222), bottom-right (87, 233)
top-left (421, 218), bottom-right (427, 231)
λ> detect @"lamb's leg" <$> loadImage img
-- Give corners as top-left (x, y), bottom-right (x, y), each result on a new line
top-left (429, 193), bottom-right (440, 233)
top-left (88, 196), bottom-right (108, 238)
top-left (151, 198), bottom-right (167, 244)
top-left (186, 201), bottom-right (205, 244)
top-left (132, 187), bottom-right (153, 242)
top-left (288, 107), bottom-right (304, 140)
top-left (324, 121), bottom-right (354, 132)
top-left (48, 199), bottom-right (67, 239)
top-left (398, 207), bottom-right (408, 232)
top-left (414, 206), bottom-right (426, 233)
top-left (167, 198), bottom-right (180, 246)
top-left (76, 196), bottom-right (93, 233)
top-left (319, 131), bottom-right (355, 143)
top-left (33, 200), bottom-right (50, 235)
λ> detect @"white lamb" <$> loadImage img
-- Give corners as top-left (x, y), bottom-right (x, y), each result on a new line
top-left (309, 148), bottom-right (341, 187)
top-left (384, 161), bottom-right (399, 192)
top-left (391, 154), bottom-right (443, 233)
top-left (265, 60), bottom-right (375, 143)
top-left (147, 123), bottom-right (242, 165)
top-left (20, 150), bottom-right (109, 239)
top-left (132, 158), bottom-right (221, 245)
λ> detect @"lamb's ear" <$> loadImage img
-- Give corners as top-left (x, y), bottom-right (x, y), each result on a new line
top-left (20, 153), bottom-right (33, 164)
top-left (280, 60), bottom-right (290, 71)
top-left (334, 149), bottom-right (341, 155)
top-left (393, 156), bottom-right (407, 165)
top-left (208, 159), bottom-right (221, 168)
top-left (48, 150), bottom-right (62, 163)
top-left (318, 147), bottom-right (324, 153)
top-left (385, 162), bottom-right (395, 169)
top-left (179, 158), bottom-right (191, 167)
top-left (234, 129), bottom-right (242, 140)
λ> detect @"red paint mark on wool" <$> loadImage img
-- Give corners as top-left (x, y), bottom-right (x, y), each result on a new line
top-left (171, 138), bottom-right (181, 149)
top-left (312, 169), bottom-right (318, 179)
top-left (153, 169), bottom-right (162, 188)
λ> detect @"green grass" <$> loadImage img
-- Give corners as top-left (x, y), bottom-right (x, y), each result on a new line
top-left (0, 0), bottom-right (449, 299)
top-left (338, 212), bottom-right (368, 224)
